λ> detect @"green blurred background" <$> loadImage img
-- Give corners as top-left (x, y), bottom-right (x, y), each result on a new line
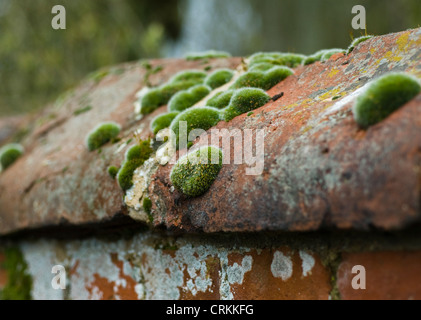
top-left (0, 0), bottom-right (420, 116)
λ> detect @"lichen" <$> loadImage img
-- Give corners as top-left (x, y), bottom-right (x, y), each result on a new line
top-left (231, 66), bottom-right (293, 90)
top-left (222, 88), bottom-right (271, 121)
top-left (347, 35), bottom-right (374, 54)
top-left (0, 143), bottom-right (24, 170)
top-left (0, 247), bottom-right (32, 300)
top-left (168, 84), bottom-right (211, 112)
top-left (170, 146), bottom-right (223, 197)
top-left (185, 50), bottom-right (231, 61)
top-left (353, 72), bottom-right (420, 128)
top-left (86, 122), bottom-right (121, 151)
top-left (117, 140), bottom-right (153, 191)
top-left (170, 107), bottom-right (221, 149)
top-left (206, 90), bottom-right (234, 109)
top-left (204, 69), bottom-right (234, 89)
top-left (150, 112), bottom-right (179, 135)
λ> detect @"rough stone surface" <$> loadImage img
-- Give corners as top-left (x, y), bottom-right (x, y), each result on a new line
top-left (150, 28), bottom-right (421, 232)
top-left (337, 251), bottom-right (421, 300)
top-left (1, 29), bottom-right (421, 235)
top-left (18, 232), bottom-right (332, 300)
top-left (0, 58), bottom-right (240, 235)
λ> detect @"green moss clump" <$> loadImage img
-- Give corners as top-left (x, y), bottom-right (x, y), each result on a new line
top-left (142, 197), bottom-right (153, 223)
top-left (169, 70), bottom-right (207, 83)
top-left (140, 80), bottom-right (200, 115)
top-left (320, 49), bottom-right (346, 61)
top-left (185, 50), bottom-right (231, 61)
top-left (204, 69), bottom-right (234, 89)
top-left (222, 88), bottom-right (270, 121)
top-left (353, 73), bottom-right (421, 128)
top-left (347, 35), bottom-right (373, 54)
top-left (140, 70), bottom-right (207, 115)
top-left (206, 90), bottom-right (234, 109)
top-left (231, 66), bottom-right (293, 90)
top-left (0, 143), bottom-right (23, 170)
top-left (248, 52), bottom-right (306, 69)
top-left (248, 62), bottom-right (277, 72)
top-left (0, 247), bottom-right (32, 300)
top-left (73, 105), bottom-right (92, 116)
top-left (107, 166), bottom-right (119, 179)
top-left (302, 49), bottom-right (327, 65)
top-left (170, 146), bottom-right (223, 197)
top-left (117, 140), bottom-right (153, 191)
top-left (168, 84), bottom-right (211, 112)
top-left (86, 122), bottom-right (121, 151)
top-left (150, 111), bottom-right (179, 135)
top-left (170, 107), bottom-right (221, 149)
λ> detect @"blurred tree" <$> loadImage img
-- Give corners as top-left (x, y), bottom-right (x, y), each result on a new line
top-left (0, 0), bottom-right (181, 116)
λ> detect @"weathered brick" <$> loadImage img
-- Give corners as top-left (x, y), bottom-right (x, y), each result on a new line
top-left (337, 251), bottom-right (421, 300)
top-left (227, 248), bottom-right (331, 300)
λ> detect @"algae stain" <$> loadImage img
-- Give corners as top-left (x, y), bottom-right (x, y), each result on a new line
top-left (0, 247), bottom-right (32, 300)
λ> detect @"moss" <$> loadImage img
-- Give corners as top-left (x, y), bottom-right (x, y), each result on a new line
top-left (231, 66), bottom-right (293, 90)
top-left (150, 111), bottom-right (179, 135)
top-left (86, 122), bottom-right (121, 151)
top-left (169, 70), bottom-right (207, 83)
top-left (142, 197), bottom-right (153, 223)
top-left (320, 49), bottom-right (346, 61)
top-left (204, 69), bottom-right (234, 89)
top-left (141, 61), bottom-right (163, 86)
top-left (222, 88), bottom-right (270, 121)
top-left (0, 247), bottom-right (32, 300)
top-left (140, 80), bottom-right (200, 115)
top-left (89, 69), bottom-right (109, 83)
top-left (248, 52), bottom-right (306, 69)
top-left (185, 50), bottom-right (231, 61)
top-left (0, 143), bottom-right (23, 170)
top-left (347, 35), bottom-right (373, 54)
top-left (168, 84), bottom-right (211, 112)
top-left (73, 105), bottom-right (92, 116)
top-left (353, 73), bottom-right (421, 128)
top-left (248, 62), bottom-right (276, 72)
top-left (117, 140), bottom-right (153, 191)
top-left (107, 166), bottom-right (119, 179)
top-left (206, 90), bottom-right (234, 109)
top-left (303, 49), bottom-right (329, 65)
top-left (170, 107), bottom-right (221, 149)
top-left (140, 70), bottom-right (208, 114)
top-left (170, 146), bottom-right (223, 197)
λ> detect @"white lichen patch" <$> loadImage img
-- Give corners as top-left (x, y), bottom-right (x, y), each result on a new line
top-left (125, 157), bottom-right (159, 221)
top-left (270, 250), bottom-right (293, 281)
top-left (155, 128), bottom-right (176, 166)
top-left (299, 250), bottom-right (315, 277)
top-left (322, 82), bottom-right (371, 116)
top-left (226, 255), bottom-right (253, 285)
top-left (18, 233), bottom-right (260, 301)
top-left (134, 87), bottom-right (151, 115)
